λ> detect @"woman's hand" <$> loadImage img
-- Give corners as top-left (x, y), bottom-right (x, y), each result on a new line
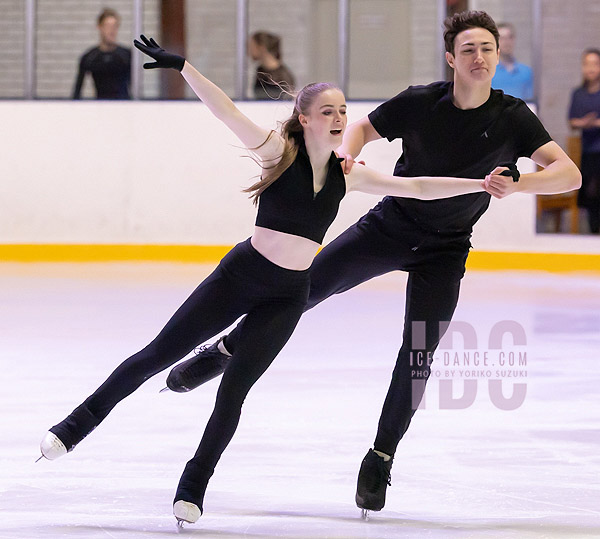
top-left (133, 35), bottom-right (185, 71)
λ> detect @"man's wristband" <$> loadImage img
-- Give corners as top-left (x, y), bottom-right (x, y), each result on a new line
top-left (498, 162), bottom-right (520, 182)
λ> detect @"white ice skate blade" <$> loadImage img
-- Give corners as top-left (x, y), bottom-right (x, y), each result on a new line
top-left (39, 431), bottom-right (67, 460)
top-left (173, 500), bottom-right (201, 526)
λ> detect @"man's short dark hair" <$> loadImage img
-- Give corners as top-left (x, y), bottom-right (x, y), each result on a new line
top-left (443, 11), bottom-right (500, 54)
top-left (98, 8), bottom-right (120, 25)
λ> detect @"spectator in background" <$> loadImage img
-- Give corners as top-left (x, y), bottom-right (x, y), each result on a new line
top-left (492, 22), bottom-right (533, 101)
top-left (248, 31), bottom-right (295, 100)
top-left (569, 48), bottom-right (600, 234)
top-left (73, 8), bottom-right (131, 100)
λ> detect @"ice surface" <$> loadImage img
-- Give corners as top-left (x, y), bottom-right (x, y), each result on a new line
top-left (1, 264), bottom-right (599, 538)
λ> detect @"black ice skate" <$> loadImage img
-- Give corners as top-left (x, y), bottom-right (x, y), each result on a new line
top-left (163, 338), bottom-right (231, 393)
top-left (39, 403), bottom-right (99, 461)
top-left (355, 449), bottom-right (393, 519)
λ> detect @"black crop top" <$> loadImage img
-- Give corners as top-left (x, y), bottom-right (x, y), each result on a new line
top-left (255, 140), bottom-right (346, 244)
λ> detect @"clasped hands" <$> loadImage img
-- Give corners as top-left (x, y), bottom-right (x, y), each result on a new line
top-left (483, 164), bottom-right (520, 199)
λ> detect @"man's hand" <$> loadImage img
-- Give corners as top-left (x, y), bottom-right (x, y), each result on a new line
top-left (335, 152), bottom-right (365, 174)
top-left (133, 35), bottom-right (185, 71)
top-left (483, 165), bottom-right (521, 199)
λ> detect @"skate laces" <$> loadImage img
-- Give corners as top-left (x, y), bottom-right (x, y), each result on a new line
top-left (379, 459), bottom-right (392, 487)
top-left (194, 344), bottom-right (210, 356)
top-left (370, 456), bottom-right (392, 491)
top-left (193, 343), bottom-right (211, 355)
top-left (180, 342), bottom-right (221, 379)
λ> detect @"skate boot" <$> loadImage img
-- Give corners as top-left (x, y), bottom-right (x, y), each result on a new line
top-left (355, 449), bottom-right (393, 519)
top-left (173, 458), bottom-right (213, 526)
top-left (165, 337), bottom-right (231, 393)
top-left (39, 403), bottom-right (99, 460)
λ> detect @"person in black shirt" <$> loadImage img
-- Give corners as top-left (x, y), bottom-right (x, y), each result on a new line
top-left (39, 35), bottom-right (487, 526)
top-left (73, 8), bottom-right (131, 100)
top-left (248, 31), bottom-right (295, 100)
top-left (168, 10), bottom-right (581, 516)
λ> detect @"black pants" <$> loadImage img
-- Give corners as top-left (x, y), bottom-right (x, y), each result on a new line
top-left (83, 238), bottom-right (309, 473)
top-left (228, 198), bottom-right (470, 456)
top-left (578, 152), bottom-right (600, 234)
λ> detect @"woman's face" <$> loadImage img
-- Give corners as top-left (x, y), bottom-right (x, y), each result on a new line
top-left (299, 89), bottom-right (347, 148)
top-left (582, 53), bottom-right (600, 85)
top-left (247, 38), bottom-right (263, 61)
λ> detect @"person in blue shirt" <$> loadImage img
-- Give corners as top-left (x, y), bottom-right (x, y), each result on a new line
top-left (569, 48), bottom-right (600, 234)
top-left (492, 22), bottom-right (534, 101)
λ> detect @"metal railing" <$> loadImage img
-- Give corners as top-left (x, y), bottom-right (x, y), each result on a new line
top-left (21, 0), bottom-right (540, 100)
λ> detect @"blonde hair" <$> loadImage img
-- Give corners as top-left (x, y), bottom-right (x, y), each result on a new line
top-left (244, 82), bottom-right (340, 204)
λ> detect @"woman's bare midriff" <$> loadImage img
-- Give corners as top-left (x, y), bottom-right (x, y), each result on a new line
top-left (251, 226), bottom-right (320, 270)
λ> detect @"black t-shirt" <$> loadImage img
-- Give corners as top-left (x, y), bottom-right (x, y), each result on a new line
top-left (73, 45), bottom-right (131, 100)
top-left (368, 81), bottom-right (552, 234)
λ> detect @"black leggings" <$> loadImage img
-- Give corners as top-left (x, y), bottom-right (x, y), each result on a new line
top-left (226, 198), bottom-right (470, 456)
top-left (578, 152), bottom-right (600, 234)
top-left (83, 238), bottom-right (309, 473)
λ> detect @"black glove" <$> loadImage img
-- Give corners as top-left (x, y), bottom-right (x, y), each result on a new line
top-left (498, 162), bottom-right (520, 183)
top-left (133, 35), bottom-right (185, 71)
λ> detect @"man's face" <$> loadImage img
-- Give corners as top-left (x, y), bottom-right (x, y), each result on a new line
top-left (498, 26), bottom-right (515, 57)
top-left (446, 27), bottom-right (499, 84)
top-left (98, 16), bottom-right (119, 46)
top-left (247, 38), bottom-right (260, 61)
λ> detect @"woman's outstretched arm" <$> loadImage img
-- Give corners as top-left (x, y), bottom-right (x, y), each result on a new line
top-left (345, 163), bottom-right (485, 200)
top-left (134, 35), bottom-right (284, 163)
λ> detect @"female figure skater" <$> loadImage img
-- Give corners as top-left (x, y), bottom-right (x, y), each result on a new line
top-left (39, 36), bottom-right (486, 525)
top-left (569, 48), bottom-right (600, 234)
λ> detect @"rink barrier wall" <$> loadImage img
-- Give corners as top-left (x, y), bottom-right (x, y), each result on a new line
top-left (0, 244), bottom-right (599, 272)
top-left (2, 102), bottom-right (599, 260)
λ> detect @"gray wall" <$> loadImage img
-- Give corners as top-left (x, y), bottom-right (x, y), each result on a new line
top-left (1, 0), bottom-right (599, 149)
top-left (538, 0), bottom-right (600, 148)
top-left (0, 0), bottom-right (439, 100)
top-left (186, 0), bottom-right (440, 99)
top-left (0, 0), bottom-right (160, 99)
top-left (0, 0), bottom-right (26, 97)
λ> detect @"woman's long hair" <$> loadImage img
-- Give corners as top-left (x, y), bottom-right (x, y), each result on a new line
top-left (244, 82), bottom-right (340, 204)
